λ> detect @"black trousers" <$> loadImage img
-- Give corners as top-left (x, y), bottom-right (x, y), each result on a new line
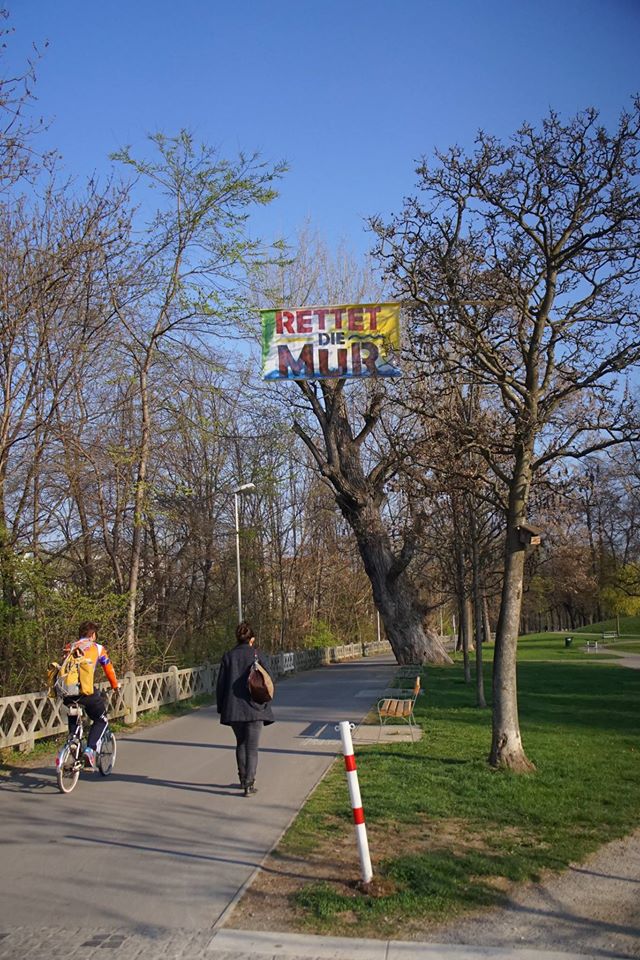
top-left (230, 721), bottom-right (262, 784)
top-left (63, 692), bottom-right (108, 751)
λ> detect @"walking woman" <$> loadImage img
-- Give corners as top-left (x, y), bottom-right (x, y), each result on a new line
top-left (216, 621), bottom-right (274, 796)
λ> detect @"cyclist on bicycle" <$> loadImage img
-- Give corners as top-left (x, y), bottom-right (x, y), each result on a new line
top-left (61, 621), bottom-right (119, 769)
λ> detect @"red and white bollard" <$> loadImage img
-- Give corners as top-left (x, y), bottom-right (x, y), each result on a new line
top-left (337, 720), bottom-right (373, 885)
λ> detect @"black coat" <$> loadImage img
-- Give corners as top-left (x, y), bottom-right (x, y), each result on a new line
top-left (215, 643), bottom-right (275, 725)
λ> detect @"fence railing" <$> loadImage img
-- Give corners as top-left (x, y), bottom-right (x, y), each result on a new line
top-left (0, 640), bottom-right (393, 751)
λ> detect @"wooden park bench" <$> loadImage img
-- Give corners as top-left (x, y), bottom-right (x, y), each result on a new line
top-left (586, 631), bottom-right (617, 651)
top-left (377, 675), bottom-right (421, 741)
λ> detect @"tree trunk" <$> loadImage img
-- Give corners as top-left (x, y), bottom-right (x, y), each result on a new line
top-left (198, 554), bottom-right (213, 633)
top-left (482, 593), bottom-right (491, 644)
top-left (461, 597), bottom-right (472, 683)
top-left (470, 511), bottom-right (487, 708)
top-left (453, 534), bottom-right (472, 679)
top-left (346, 499), bottom-right (451, 664)
top-left (0, 471), bottom-right (16, 607)
top-left (63, 441), bottom-right (95, 592)
top-left (294, 380), bottom-right (451, 666)
top-left (489, 470), bottom-right (535, 771)
top-left (124, 361), bottom-right (151, 668)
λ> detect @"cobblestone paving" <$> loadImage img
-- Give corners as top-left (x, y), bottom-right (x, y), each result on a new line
top-left (0, 927), bottom-right (317, 960)
top-left (0, 928), bottom-right (214, 960)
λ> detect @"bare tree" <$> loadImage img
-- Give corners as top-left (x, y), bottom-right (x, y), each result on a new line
top-left (0, 9), bottom-right (52, 191)
top-left (373, 101), bottom-right (640, 769)
top-left (0, 179), bottom-right (130, 598)
top-left (110, 132), bottom-right (285, 666)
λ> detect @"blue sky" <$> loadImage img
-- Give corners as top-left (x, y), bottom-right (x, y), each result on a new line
top-left (5, 1), bottom-right (640, 256)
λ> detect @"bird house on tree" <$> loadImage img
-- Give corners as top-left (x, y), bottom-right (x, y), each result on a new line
top-left (517, 522), bottom-right (543, 547)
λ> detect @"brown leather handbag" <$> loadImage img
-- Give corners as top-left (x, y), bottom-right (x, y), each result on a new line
top-left (247, 657), bottom-right (274, 704)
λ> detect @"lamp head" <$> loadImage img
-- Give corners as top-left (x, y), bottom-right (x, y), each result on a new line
top-left (234, 483), bottom-right (256, 494)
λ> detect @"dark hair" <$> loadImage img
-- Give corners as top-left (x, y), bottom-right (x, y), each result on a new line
top-left (236, 621), bottom-right (254, 645)
top-left (78, 620), bottom-right (99, 639)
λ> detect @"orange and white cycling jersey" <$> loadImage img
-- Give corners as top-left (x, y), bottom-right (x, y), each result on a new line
top-left (69, 638), bottom-right (119, 690)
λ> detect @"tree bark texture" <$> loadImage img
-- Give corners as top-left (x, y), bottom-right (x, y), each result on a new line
top-left (470, 511), bottom-right (487, 708)
top-left (124, 362), bottom-right (151, 667)
top-left (344, 497), bottom-right (450, 664)
top-left (490, 460), bottom-right (536, 771)
top-left (295, 381), bottom-right (451, 665)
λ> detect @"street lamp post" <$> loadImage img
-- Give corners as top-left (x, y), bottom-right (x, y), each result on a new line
top-left (234, 483), bottom-right (256, 623)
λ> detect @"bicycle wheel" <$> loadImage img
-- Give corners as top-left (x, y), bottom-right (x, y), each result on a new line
top-left (56, 742), bottom-right (81, 794)
top-left (97, 729), bottom-right (116, 776)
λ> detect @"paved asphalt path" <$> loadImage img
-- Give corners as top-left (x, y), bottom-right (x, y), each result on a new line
top-left (0, 655), bottom-right (397, 934)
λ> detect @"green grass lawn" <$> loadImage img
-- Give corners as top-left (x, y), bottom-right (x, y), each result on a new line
top-left (611, 641), bottom-right (640, 653)
top-left (283, 653), bottom-right (640, 937)
top-left (451, 631), bottom-right (625, 663)
top-left (454, 628), bottom-right (640, 663)
top-left (574, 614), bottom-right (640, 636)
top-left (515, 632), bottom-right (623, 659)
top-left (511, 628), bottom-right (640, 660)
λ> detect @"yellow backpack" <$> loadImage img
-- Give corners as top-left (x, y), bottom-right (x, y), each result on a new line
top-left (50, 647), bottom-right (95, 698)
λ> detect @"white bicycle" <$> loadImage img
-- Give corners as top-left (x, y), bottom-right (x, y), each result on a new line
top-left (55, 702), bottom-right (117, 794)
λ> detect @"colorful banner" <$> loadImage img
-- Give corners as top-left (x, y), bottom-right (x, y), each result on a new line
top-left (261, 302), bottom-right (401, 381)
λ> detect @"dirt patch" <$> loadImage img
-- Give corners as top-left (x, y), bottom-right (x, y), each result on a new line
top-left (227, 820), bottom-right (640, 957)
top-left (225, 815), bottom-right (519, 935)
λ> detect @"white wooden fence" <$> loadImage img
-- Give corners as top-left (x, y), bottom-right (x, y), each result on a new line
top-left (0, 640), bottom-right (392, 751)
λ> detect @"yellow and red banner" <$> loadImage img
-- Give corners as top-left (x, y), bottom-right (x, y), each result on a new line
top-left (261, 302), bottom-right (401, 381)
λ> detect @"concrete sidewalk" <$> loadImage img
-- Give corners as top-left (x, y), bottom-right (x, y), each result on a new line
top-left (0, 925), bottom-right (607, 959)
top-left (212, 929), bottom-right (606, 959)
top-left (0, 656), bottom-right (399, 938)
